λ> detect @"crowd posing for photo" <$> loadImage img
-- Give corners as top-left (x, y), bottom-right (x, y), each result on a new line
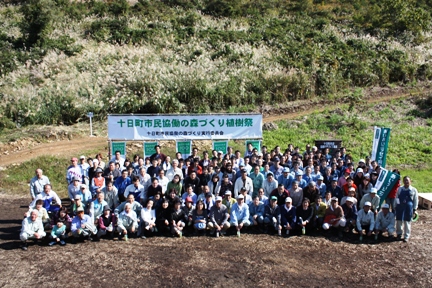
top-left (21, 144), bottom-right (419, 250)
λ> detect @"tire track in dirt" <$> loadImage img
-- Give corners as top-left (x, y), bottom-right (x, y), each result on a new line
top-left (263, 89), bottom-right (428, 123)
top-left (0, 88), bottom-right (429, 166)
top-left (0, 137), bottom-right (108, 167)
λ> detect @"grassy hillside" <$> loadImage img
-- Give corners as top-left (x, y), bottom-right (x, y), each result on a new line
top-left (1, 0), bottom-right (432, 128)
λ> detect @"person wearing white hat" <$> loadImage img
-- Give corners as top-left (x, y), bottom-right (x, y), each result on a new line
top-left (374, 203), bottom-right (395, 241)
top-left (341, 187), bottom-right (358, 206)
top-left (341, 196), bottom-right (358, 233)
top-left (360, 188), bottom-right (381, 215)
top-left (356, 201), bottom-right (375, 242)
top-left (222, 190), bottom-right (236, 215)
top-left (208, 196), bottom-right (230, 237)
top-left (280, 197), bottom-right (296, 236)
top-left (230, 194), bottom-right (250, 237)
top-left (353, 167), bottom-right (364, 187)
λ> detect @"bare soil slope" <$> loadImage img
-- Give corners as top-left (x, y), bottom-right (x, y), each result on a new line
top-left (0, 194), bottom-right (431, 287)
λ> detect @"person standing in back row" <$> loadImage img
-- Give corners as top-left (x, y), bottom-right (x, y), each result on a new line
top-left (395, 176), bottom-right (418, 243)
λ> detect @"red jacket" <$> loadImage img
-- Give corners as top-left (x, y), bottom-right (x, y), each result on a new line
top-left (388, 179), bottom-right (400, 199)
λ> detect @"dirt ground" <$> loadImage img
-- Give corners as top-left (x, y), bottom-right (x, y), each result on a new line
top-left (1, 193), bottom-right (431, 288)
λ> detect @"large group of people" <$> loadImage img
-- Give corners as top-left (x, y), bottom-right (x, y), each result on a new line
top-left (21, 143), bottom-right (419, 250)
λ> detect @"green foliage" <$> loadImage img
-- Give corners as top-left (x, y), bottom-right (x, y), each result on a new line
top-left (20, 0), bottom-right (55, 47)
top-left (1, 0), bottom-right (432, 126)
top-left (0, 155), bottom-right (70, 197)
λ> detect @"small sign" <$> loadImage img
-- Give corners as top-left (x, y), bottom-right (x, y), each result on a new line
top-left (245, 140), bottom-right (261, 152)
top-left (314, 140), bottom-right (342, 156)
top-left (111, 142), bottom-right (126, 158)
top-left (87, 112), bottom-right (94, 118)
top-left (143, 142), bottom-right (158, 159)
top-left (213, 141), bottom-right (228, 154)
top-left (176, 140), bottom-right (192, 159)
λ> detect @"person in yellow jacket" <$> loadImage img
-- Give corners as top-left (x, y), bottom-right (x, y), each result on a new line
top-left (312, 195), bottom-right (327, 230)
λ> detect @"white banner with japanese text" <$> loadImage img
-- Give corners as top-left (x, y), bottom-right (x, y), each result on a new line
top-left (108, 114), bottom-right (262, 140)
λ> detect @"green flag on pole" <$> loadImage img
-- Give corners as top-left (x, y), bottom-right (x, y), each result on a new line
top-left (371, 127), bottom-right (391, 168)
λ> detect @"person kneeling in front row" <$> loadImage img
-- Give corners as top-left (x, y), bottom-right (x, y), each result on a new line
top-left (20, 210), bottom-right (46, 251)
top-left (208, 196), bottom-right (230, 237)
top-left (322, 197), bottom-right (346, 238)
top-left (71, 207), bottom-right (97, 242)
top-left (117, 203), bottom-right (138, 241)
top-left (230, 195), bottom-right (250, 237)
top-left (356, 201), bottom-right (375, 242)
top-left (374, 203), bottom-right (395, 241)
top-left (97, 205), bottom-right (116, 240)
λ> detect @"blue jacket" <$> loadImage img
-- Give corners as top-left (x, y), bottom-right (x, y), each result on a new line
top-left (114, 177), bottom-right (131, 196)
top-left (71, 214), bottom-right (93, 233)
top-left (230, 203), bottom-right (250, 225)
top-left (249, 202), bottom-right (265, 217)
top-left (278, 174), bottom-right (294, 190)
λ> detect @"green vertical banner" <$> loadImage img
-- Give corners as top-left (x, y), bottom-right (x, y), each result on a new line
top-left (111, 142), bottom-right (126, 159)
top-left (371, 127), bottom-right (391, 168)
top-left (176, 140), bottom-right (192, 159)
top-left (143, 142), bottom-right (158, 159)
top-left (213, 141), bottom-right (228, 154)
top-left (245, 140), bottom-right (261, 152)
top-left (375, 168), bottom-right (400, 206)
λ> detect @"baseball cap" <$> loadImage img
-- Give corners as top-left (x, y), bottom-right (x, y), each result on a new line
top-left (346, 197), bottom-right (354, 203)
top-left (285, 197), bottom-right (292, 203)
top-left (224, 190), bottom-right (232, 196)
top-left (274, 157), bottom-right (280, 162)
top-left (215, 196), bottom-right (222, 202)
top-left (359, 159), bottom-right (365, 164)
top-left (381, 203), bottom-right (390, 209)
top-left (71, 157), bottom-right (78, 161)
top-left (237, 195), bottom-right (244, 200)
top-left (283, 167), bottom-right (290, 173)
top-left (267, 172), bottom-right (274, 177)
top-left (271, 196), bottom-right (278, 201)
top-left (370, 188), bottom-right (377, 194)
top-left (80, 155), bottom-right (86, 160)
top-left (73, 176), bottom-right (80, 181)
top-left (356, 168), bottom-right (363, 173)
top-left (317, 175), bottom-right (324, 180)
top-left (74, 195), bottom-right (82, 200)
top-left (295, 170), bottom-right (303, 176)
top-left (364, 201), bottom-right (372, 207)
top-left (348, 187), bottom-right (356, 192)
top-left (331, 197), bottom-right (338, 202)
top-left (80, 184), bottom-right (86, 188)
top-left (76, 206), bottom-right (84, 212)
top-left (241, 168), bottom-right (247, 173)
top-left (344, 168), bottom-right (350, 174)
top-left (185, 196), bottom-right (193, 203)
